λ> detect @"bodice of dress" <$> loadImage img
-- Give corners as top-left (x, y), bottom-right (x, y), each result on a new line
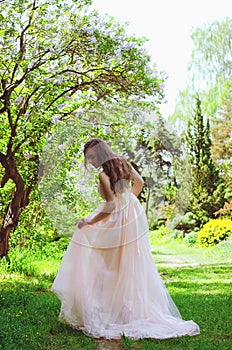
top-left (97, 180), bottom-right (131, 201)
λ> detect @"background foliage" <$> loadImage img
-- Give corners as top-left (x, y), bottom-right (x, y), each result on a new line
top-left (0, 0), bottom-right (165, 256)
top-left (0, 2), bottom-right (231, 258)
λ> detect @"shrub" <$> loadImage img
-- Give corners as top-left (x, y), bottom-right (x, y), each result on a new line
top-left (214, 201), bottom-right (232, 220)
top-left (197, 218), bottom-right (232, 247)
top-left (167, 212), bottom-right (197, 236)
top-left (148, 209), bottom-right (168, 230)
top-left (171, 229), bottom-right (184, 239)
top-left (155, 225), bottom-right (173, 236)
top-left (184, 231), bottom-right (198, 246)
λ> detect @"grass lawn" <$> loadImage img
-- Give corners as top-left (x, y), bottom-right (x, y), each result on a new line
top-left (0, 233), bottom-right (232, 350)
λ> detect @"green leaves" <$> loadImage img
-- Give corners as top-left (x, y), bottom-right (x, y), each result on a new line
top-left (0, 0), bottom-right (166, 253)
top-left (0, 0), bottom-right (164, 164)
top-left (170, 17), bottom-right (232, 132)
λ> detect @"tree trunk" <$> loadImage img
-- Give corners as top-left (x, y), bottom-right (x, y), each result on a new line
top-left (0, 152), bottom-right (31, 258)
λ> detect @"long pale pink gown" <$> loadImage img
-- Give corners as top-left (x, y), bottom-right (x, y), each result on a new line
top-left (52, 184), bottom-right (200, 339)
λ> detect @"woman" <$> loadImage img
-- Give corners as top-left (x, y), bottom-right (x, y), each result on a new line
top-left (52, 138), bottom-right (200, 340)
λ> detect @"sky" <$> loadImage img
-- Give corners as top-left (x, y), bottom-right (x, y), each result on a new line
top-left (91, 0), bottom-right (231, 117)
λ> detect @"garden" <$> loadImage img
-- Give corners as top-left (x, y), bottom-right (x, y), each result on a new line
top-left (0, 1), bottom-right (232, 349)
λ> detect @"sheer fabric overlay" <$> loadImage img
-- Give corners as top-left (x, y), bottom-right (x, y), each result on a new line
top-left (52, 189), bottom-right (200, 340)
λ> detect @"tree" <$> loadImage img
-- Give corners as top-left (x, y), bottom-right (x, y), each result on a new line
top-left (170, 17), bottom-right (232, 130)
top-left (211, 97), bottom-right (232, 161)
top-left (186, 96), bottom-right (226, 225)
top-left (0, 0), bottom-right (165, 257)
top-left (119, 114), bottom-right (191, 228)
top-left (189, 17), bottom-right (231, 89)
top-left (210, 91), bottom-right (232, 203)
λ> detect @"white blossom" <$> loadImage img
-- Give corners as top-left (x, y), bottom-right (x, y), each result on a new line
top-left (70, 170), bottom-right (78, 176)
top-left (58, 144), bottom-right (65, 151)
top-left (14, 96), bottom-right (24, 106)
top-left (75, 90), bottom-right (83, 99)
top-left (89, 36), bottom-right (97, 43)
top-left (122, 42), bottom-right (137, 50)
top-left (52, 115), bottom-right (61, 124)
top-left (82, 25), bottom-right (94, 35)
top-left (145, 66), bottom-right (153, 75)
top-left (75, 107), bottom-right (84, 115)
top-left (24, 112), bottom-right (30, 119)
top-left (70, 4), bottom-right (78, 14)
top-left (56, 103), bottom-right (66, 110)
top-left (137, 47), bottom-right (147, 55)
top-left (114, 49), bottom-right (122, 60)
top-left (54, 76), bottom-right (64, 84)
top-left (74, 62), bottom-right (83, 70)
top-left (80, 6), bottom-right (90, 17)
top-left (28, 60), bottom-right (35, 69)
top-left (44, 77), bottom-right (53, 83)
top-left (49, 45), bottom-right (56, 53)
top-left (104, 125), bottom-right (111, 134)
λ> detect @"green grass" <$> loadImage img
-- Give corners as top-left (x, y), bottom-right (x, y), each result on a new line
top-left (0, 234), bottom-right (232, 350)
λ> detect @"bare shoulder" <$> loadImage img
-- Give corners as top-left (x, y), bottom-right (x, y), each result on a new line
top-left (99, 170), bottom-right (110, 182)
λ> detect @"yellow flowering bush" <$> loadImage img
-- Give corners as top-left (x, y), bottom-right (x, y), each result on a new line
top-left (197, 219), bottom-right (232, 247)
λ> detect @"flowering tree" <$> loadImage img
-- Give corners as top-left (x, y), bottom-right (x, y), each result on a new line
top-left (0, 0), bottom-right (165, 257)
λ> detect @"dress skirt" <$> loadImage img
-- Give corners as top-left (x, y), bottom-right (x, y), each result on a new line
top-left (52, 190), bottom-right (200, 339)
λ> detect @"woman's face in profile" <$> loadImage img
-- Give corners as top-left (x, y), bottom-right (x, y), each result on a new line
top-left (85, 148), bottom-right (99, 168)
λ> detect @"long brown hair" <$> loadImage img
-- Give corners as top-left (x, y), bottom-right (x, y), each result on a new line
top-left (84, 138), bottom-right (132, 194)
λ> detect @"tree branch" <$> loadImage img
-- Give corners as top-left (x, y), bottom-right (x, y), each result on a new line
top-left (16, 85), bottom-right (40, 122)
top-left (0, 152), bottom-right (7, 168)
top-left (45, 81), bottom-right (92, 110)
top-left (10, 16), bottom-right (33, 84)
top-left (1, 171), bottom-right (10, 188)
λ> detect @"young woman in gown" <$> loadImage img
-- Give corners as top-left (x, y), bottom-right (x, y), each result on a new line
top-left (52, 138), bottom-right (200, 340)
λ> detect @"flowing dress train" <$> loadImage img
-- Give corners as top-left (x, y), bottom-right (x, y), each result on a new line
top-left (52, 189), bottom-right (200, 339)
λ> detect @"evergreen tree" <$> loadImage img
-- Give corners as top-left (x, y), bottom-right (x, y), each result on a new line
top-left (186, 96), bottom-right (226, 225)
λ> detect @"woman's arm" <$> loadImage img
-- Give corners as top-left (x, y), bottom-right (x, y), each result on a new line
top-left (77, 171), bottom-right (116, 228)
top-left (130, 167), bottom-right (144, 197)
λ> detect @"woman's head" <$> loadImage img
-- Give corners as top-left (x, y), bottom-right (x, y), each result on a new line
top-left (83, 138), bottom-right (133, 194)
top-left (84, 138), bottom-right (116, 168)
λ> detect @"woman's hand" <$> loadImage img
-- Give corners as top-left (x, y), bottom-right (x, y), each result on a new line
top-left (77, 218), bottom-right (91, 229)
top-left (77, 172), bottom-right (116, 228)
